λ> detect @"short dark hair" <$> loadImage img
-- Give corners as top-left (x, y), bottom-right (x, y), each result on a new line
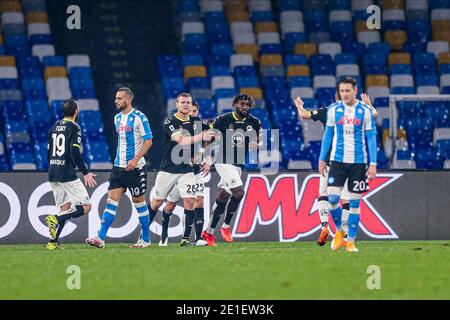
top-left (192, 101), bottom-right (199, 109)
top-left (176, 92), bottom-right (192, 101)
top-left (62, 99), bottom-right (78, 117)
top-left (117, 87), bottom-right (134, 101)
top-left (233, 93), bottom-right (255, 108)
top-left (338, 77), bottom-right (358, 88)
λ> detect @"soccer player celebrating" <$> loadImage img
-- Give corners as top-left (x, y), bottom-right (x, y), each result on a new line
top-left (158, 101), bottom-right (210, 246)
top-left (294, 92), bottom-right (376, 246)
top-left (86, 87), bottom-right (153, 248)
top-left (318, 77), bottom-right (377, 252)
top-left (45, 99), bottom-right (97, 250)
top-left (145, 93), bottom-right (214, 246)
top-left (202, 93), bottom-right (262, 246)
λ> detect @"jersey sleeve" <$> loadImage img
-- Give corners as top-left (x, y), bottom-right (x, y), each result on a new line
top-left (138, 113), bottom-right (153, 141)
top-left (163, 118), bottom-right (182, 139)
top-left (310, 107), bottom-right (327, 124)
top-left (202, 121), bottom-right (210, 131)
top-left (364, 107), bottom-right (375, 131)
top-left (326, 107), bottom-right (336, 127)
top-left (212, 115), bottom-right (225, 131)
top-left (70, 125), bottom-right (89, 175)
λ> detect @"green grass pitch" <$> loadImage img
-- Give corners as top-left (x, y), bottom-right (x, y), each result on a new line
top-left (0, 241), bottom-right (449, 299)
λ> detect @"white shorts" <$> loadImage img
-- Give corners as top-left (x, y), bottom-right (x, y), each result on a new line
top-left (319, 169), bottom-right (349, 201)
top-left (51, 179), bottom-right (90, 208)
top-left (215, 164), bottom-right (243, 195)
top-left (167, 172), bottom-right (205, 203)
top-left (153, 171), bottom-right (195, 200)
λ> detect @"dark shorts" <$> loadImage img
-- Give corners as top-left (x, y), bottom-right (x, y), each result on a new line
top-left (328, 161), bottom-right (368, 194)
top-left (108, 166), bottom-right (147, 197)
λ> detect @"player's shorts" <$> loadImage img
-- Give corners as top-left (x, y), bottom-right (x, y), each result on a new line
top-left (51, 178), bottom-right (90, 208)
top-left (319, 167), bottom-right (349, 200)
top-left (153, 171), bottom-right (195, 200)
top-left (108, 166), bottom-right (147, 197)
top-left (328, 161), bottom-right (368, 194)
top-left (215, 163), bottom-right (243, 195)
top-left (167, 172), bottom-right (205, 203)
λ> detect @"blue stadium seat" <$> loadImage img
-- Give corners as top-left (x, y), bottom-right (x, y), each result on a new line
top-left (416, 148), bottom-right (443, 169)
top-left (69, 67), bottom-right (93, 80)
top-left (197, 99), bottom-right (217, 119)
top-left (181, 55), bottom-right (204, 67)
top-left (23, 89), bottom-right (46, 101)
top-left (5, 34), bottom-right (28, 46)
top-left (211, 43), bottom-right (234, 57)
top-left (285, 54), bottom-right (308, 66)
top-left (71, 77), bottom-right (95, 91)
top-left (209, 65), bottom-right (231, 77)
top-left (234, 66), bottom-right (257, 77)
top-left (206, 54), bottom-right (230, 67)
top-left (6, 44), bottom-right (30, 58)
top-left (328, 0), bottom-right (350, 10)
top-left (429, 0), bottom-right (450, 8)
top-left (288, 76), bottom-right (311, 88)
top-left (284, 33), bottom-right (307, 52)
top-left (263, 77), bottom-right (287, 90)
top-left (203, 12), bottom-right (226, 24)
top-left (407, 20), bottom-right (430, 44)
top-left (34, 142), bottom-right (48, 170)
top-left (415, 74), bottom-right (438, 86)
top-left (390, 64), bottom-right (412, 75)
top-left (236, 76), bottom-right (259, 89)
top-left (260, 44), bottom-right (283, 54)
top-left (251, 12), bottom-right (275, 23)
top-left (413, 53), bottom-right (436, 75)
top-left (403, 41), bottom-right (426, 55)
top-left (368, 42), bottom-right (391, 57)
top-left (187, 77), bottom-right (209, 89)
top-left (177, 0), bottom-right (199, 12)
top-left (22, 78), bottom-right (45, 92)
top-left (280, 0), bottom-right (301, 11)
top-left (335, 53), bottom-right (357, 65)
top-left (30, 34), bottom-right (53, 45)
top-left (215, 88), bottom-right (236, 99)
top-left (0, 79), bottom-right (19, 89)
top-left (304, 10), bottom-right (328, 32)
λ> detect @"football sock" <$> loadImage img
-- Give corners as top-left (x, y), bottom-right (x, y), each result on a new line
top-left (52, 220), bottom-right (66, 242)
top-left (328, 195), bottom-right (342, 231)
top-left (148, 204), bottom-right (158, 224)
top-left (161, 209), bottom-right (171, 243)
top-left (182, 209), bottom-right (194, 239)
top-left (57, 205), bottom-right (84, 224)
top-left (135, 202), bottom-right (150, 243)
top-left (207, 199), bottom-right (227, 234)
top-left (348, 199), bottom-right (361, 242)
top-left (317, 196), bottom-right (329, 227)
top-left (98, 200), bottom-right (118, 240)
top-left (194, 207), bottom-right (204, 241)
top-left (341, 203), bottom-right (350, 235)
top-left (223, 196), bottom-right (241, 227)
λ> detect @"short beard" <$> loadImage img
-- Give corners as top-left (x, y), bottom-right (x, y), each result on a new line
top-left (117, 104), bottom-right (127, 112)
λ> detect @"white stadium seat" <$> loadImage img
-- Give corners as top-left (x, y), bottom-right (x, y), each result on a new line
top-left (406, 0), bottom-right (428, 11)
top-left (319, 42), bottom-right (342, 59)
top-left (231, 22), bottom-right (253, 35)
top-left (290, 87), bottom-right (314, 99)
top-left (1, 12), bottom-right (24, 25)
top-left (200, 0), bottom-right (223, 13)
top-left (288, 160), bottom-right (312, 169)
top-left (181, 22), bottom-right (204, 41)
top-left (67, 55), bottom-right (91, 69)
top-left (417, 86), bottom-right (440, 94)
top-left (0, 67), bottom-right (18, 79)
top-left (257, 32), bottom-right (281, 47)
top-left (427, 41), bottom-right (449, 59)
top-left (77, 99), bottom-right (100, 111)
top-left (211, 76), bottom-right (235, 92)
top-left (391, 75), bottom-right (414, 88)
top-left (433, 128), bottom-right (450, 144)
top-left (313, 75), bottom-right (336, 90)
top-left (233, 32), bottom-right (256, 45)
top-left (383, 9), bottom-right (406, 22)
top-left (367, 86), bottom-right (390, 100)
top-left (248, 0), bottom-right (272, 12)
top-left (357, 31), bottom-right (381, 48)
top-left (351, 0), bottom-right (373, 12)
top-left (431, 9), bottom-right (450, 21)
top-left (27, 23), bottom-right (50, 38)
top-left (280, 11), bottom-right (303, 23)
top-left (217, 98), bottom-right (234, 112)
top-left (230, 54), bottom-right (253, 70)
top-left (31, 44), bottom-right (55, 61)
top-left (336, 64), bottom-right (360, 78)
top-left (329, 10), bottom-right (352, 23)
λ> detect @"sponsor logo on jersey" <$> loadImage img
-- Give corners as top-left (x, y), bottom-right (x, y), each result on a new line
top-left (117, 124), bottom-right (132, 132)
top-left (232, 132), bottom-right (245, 146)
top-left (232, 173), bottom-right (402, 241)
top-left (337, 115), bottom-right (362, 126)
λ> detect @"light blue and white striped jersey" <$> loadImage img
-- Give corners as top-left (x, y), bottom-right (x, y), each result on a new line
top-left (114, 108), bottom-right (153, 168)
top-left (326, 100), bottom-right (375, 164)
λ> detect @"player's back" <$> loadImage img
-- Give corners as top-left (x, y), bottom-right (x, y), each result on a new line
top-left (48, 120), bottom-right (81, 182)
